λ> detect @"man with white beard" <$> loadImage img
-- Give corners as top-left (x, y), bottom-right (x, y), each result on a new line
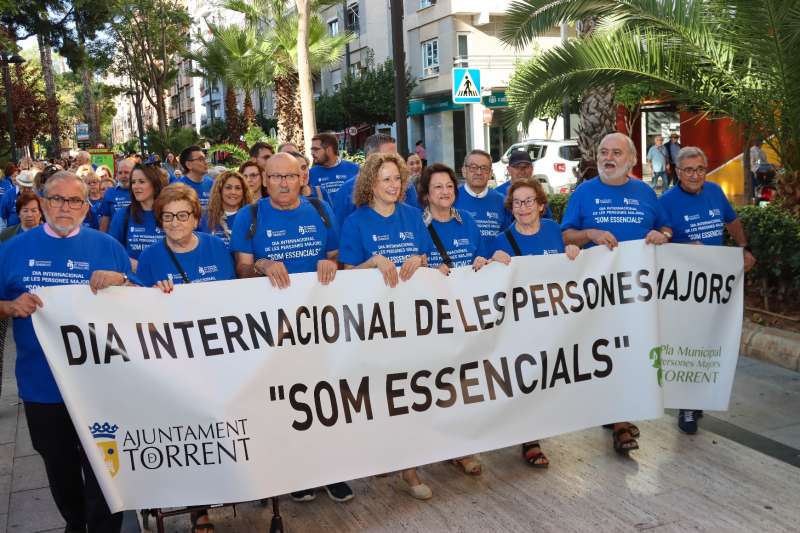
top-left (560, 132), bottom-right (671, 455)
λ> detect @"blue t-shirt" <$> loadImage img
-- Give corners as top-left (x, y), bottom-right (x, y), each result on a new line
top-left (0, 226), bottom-right (132, 403)
top-left (658, 182), bottom-right (736, 245)
top-left (332, 178), bottom-right (419, 231)
top-left (493, 219), bottom-right (565, 257)
top-left (230, 197), bottom-right (339, 274)
top-left (177, 175), bottom-right (214, 209)
top-left (427, 210), bottom-right (487, 267)
top-left (136, 232), bottom-right (235, 287)
top-left (99, 186), bottom-right (131, 218)
top-left (0, 187), bottom-right (21, 226)
top-left (647, 145), bottom-right (667, 172)
top-left (199, 210), bottom-right (239, 249)
top-left (453, 185), bottom-right (511, 244)
top-left (108, 208), bottom-right (164, 259)
top-left (339, 203), bottom-right (433, 267)
top-left (309, 159), bottom-right (360, 198)
top-left (0, 178), bottom-right (12, 198)
top-left (561, 177), bottom-right (669, 247)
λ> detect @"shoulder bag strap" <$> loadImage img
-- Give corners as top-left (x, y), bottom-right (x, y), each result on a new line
top-left (505, 228), bottom-right (522, 257)
top-left (247, 202), bottom-right (259, 239)
top-left (164, 241), bottom-right (191, 284)
top-left (427, 224), bottom-right (453, 268)
top-left (307, 197), bottom-right (331, 228)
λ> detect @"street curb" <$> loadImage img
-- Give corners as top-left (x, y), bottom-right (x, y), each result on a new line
top-left (741, 318), bottom-right (800, 372)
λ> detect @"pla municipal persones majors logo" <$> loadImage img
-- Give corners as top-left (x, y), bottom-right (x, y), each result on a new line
top-left (649, 346), bottom-right (663, 386)
top-left (90, 422), bottom-right (120, 477)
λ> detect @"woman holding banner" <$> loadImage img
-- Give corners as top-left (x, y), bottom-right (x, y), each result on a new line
top-left (109, 164), bottom-right (167, 272)
top-left (136, 183), bottom-right (235, 292)
top-left (201, 170), bottom-right (252, 249)
top-left (491, 177), bottom-right (581, 467)
top-left (339, 153), bottom-right (437, 499)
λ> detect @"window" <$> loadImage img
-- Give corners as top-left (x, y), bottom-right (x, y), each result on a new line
top-left (328, 18), bottom-right (339, 36)
top-left (331, 69), bottom-right (342, 92)
top-left (455, 34), bottom-right (468, 67)
top-left (349, 61), bottom-right (363, 77)
top-left (421, 39), bottom-right (439, 78)
top-left (420, 0), bottom-right (437, 8)
top-left (347, 4), bottom-right (360, 35)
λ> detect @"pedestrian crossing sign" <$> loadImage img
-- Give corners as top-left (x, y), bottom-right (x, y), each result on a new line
top-left (452, 68), bottom-right (481, 104)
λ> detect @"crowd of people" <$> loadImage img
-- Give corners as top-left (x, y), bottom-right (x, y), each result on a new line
top-left (0, 131), bottom-right (756, 532)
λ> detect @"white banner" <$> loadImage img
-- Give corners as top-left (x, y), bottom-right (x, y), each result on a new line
top-left (31, 241), bottom-right (742, 512)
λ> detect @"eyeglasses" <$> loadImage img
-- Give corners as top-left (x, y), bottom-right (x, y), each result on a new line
top-left (46, 195), bottom-right (86, 209)
top-left (161, 210), bottom-right (193, 222)
top-left (187, 155), bottom-right (206, 163)
top-left (512, 197), bottom-right (538, 209)
top-left (465, 164), bottom-right (491, 173)
top-left (267, 173), bottom-right (300, 182)
top-left (677, 166), bottom-right (707, 176)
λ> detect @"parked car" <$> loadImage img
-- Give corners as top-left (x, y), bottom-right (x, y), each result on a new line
top-left (493, 139), bottom-right (581, 194)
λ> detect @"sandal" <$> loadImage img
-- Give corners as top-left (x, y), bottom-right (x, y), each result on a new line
top-left (191, 510), bottom-right (215, 533)
top-left (603, 422), bottom-right (640, 438)
top-left (451, 456), bottom-right (482, 475)
top-left (521, 441), bottom-right (549, 468)
top-left (612, 427), bottom-right (639, 454)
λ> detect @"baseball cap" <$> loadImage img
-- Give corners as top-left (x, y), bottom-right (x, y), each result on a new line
top-left (508, 151), bottom-right (533, 166)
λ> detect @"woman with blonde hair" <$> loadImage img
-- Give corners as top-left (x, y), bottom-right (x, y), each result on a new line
top-left (339, 152), bottom-right (434, 500)
top-left (202, 170), bottom-right (252, 248)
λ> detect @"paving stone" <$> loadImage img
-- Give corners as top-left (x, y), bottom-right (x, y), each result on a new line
top-left (0, 513), bottom-right (6, 533)
top-left (7, 488), bottom-right (63, 533)
top-left (10, 456), bottom-right (48, 493)
top-left (0, 445), bottom-right (13, 477)
top-left (0, 475), bottom-right (10, 515)
top-left (0, 405), bottom-right (17, 447)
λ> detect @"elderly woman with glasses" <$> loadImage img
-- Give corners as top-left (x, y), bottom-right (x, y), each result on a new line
top-left (135, 183), bottom-right (235, 293)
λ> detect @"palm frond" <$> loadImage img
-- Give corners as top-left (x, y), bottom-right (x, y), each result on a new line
top-left (502, 0), bottom-right (618, 47)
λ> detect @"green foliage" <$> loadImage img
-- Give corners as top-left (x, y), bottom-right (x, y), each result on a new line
top-left (732, 205), bottom-right (800, 304)
top-left (146, 126), bottom-right (199, 158)
top-left (255, 113), bottom-right (277, 135)
top-left (208, 143), bottom-right (250, 168)
top-left (547, 193), bottom-right (569, 223)
top-left (115, 138), bottom-right (140, 155)
top-left (315, 56), bottom-right (417, 130)
top-left (200, 120), bottom-right (229, 144)
top-left (242, 125), bottom-right (272, 148)
top-left (342, 151), bottom-right (365, 166)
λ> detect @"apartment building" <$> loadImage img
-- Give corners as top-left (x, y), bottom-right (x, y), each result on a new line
top-left (318, 0), bottom-right (576, 169)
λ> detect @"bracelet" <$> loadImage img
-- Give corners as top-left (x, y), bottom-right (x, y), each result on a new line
top-left (253, 261), bottom-right (263, 276)
top-left (661, 229), bottom-right (673, 240)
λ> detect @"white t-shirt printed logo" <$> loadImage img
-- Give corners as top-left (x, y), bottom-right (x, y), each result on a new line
top-left (298, 225), bottom-right (317, 235)
top-left (399, 231), bottom-right (415, 240)
top-left (623, 198), bottom-right (640, 206)
top-left (66, 260), bottom-right (90, 271)
top-left (372, 234), bottom-right (390, 242)
top-left (198, 265), bottom-right (219, 276)
top-left (28, 259), bottom-right (52, 268)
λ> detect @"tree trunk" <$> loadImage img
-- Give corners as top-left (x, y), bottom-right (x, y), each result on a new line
top-left (153, 81), bottom-right (168, 138)
top-left (243, 92), bottom-right (255, 128)
top-left (37, 34), bottom-right (61, 157)
top-left (225, 86), bottom-right (241, 141)
top-left (576, 17), bottom-right (616, 167)
top-left (275, 74), bottom-right (301, 146)
top-left (295, 0), bottom-right (317, 157)
top-left (80, 66), bottom-right (99, 146)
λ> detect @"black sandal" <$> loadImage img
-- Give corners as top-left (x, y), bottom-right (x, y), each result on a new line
top-left (191, 509), bottom-right (215, 533)
top-left (612, 427), bottom-right (639, 454)
top-left (521, 441), bottom-right (550, 468)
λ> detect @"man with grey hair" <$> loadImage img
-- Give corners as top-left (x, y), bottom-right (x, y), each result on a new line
top-left (0, 170), bottom-right (131, 532)
top-left (659, 146), bottom-right (755, 433)
top-left (561, 132), bottom-right (671, 454)
top-left (74, 150), bottom-right (91, 169)
top-left (98, 157), bottom-right (135, 232)
top-left (454, 148), bottom-right (510, 246)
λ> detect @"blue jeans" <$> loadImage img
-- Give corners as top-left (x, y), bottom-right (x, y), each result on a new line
top-left (651, 170), bottom-right (669, 189)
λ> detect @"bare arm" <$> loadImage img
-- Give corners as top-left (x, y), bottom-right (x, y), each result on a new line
top-left (99, 215), bottom-right (111, 233)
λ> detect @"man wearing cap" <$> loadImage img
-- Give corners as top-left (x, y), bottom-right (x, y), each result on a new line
top-left (496, 151), bottom-right (553, 219)
top-left (0, 170), bottom-right (37, 228)
top-left (664, 133), bottom-right (682, 186)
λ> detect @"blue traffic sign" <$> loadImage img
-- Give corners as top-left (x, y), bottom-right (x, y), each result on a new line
top-left (452, 68), bottom-right (481, 104)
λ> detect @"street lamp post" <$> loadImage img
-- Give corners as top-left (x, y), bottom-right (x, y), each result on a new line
top-left (1, 53), bottom-right (26, 162)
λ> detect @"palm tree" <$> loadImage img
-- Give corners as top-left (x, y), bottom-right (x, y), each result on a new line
top-left (502, 1), bottom-right (800, 208)
top-left (225, 0), bottom-right (353, 147)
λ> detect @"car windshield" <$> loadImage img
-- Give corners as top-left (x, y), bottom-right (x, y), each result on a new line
top-left (507, 144), bottom-right (546, 161)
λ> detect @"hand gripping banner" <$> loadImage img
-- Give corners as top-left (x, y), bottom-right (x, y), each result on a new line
top-left (32, 241), bottom-right (743, 511)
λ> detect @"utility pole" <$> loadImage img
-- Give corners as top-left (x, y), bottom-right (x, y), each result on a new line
top-left (560, 22), bottom-right (571, 139)
top-left (342, 0), bottom-right (351, 74)
top-left (389, 0), bottom-right (408, 156)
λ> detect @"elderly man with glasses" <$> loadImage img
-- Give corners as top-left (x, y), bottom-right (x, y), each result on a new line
top-left (454, 149), bottom-right (511, 249)
top-left (0, 170), bottom-right (132, 533)
top-left (659, 146), bottom-right (756, 433)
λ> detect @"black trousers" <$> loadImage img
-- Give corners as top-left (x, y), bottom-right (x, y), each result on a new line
top-left (24, 401), bottom-right (123, 533)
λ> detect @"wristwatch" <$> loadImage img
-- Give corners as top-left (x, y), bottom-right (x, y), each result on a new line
top-left (120, 272), bottom-right (128, 285)
top-left (661, 229), bottom-right (673, 240)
